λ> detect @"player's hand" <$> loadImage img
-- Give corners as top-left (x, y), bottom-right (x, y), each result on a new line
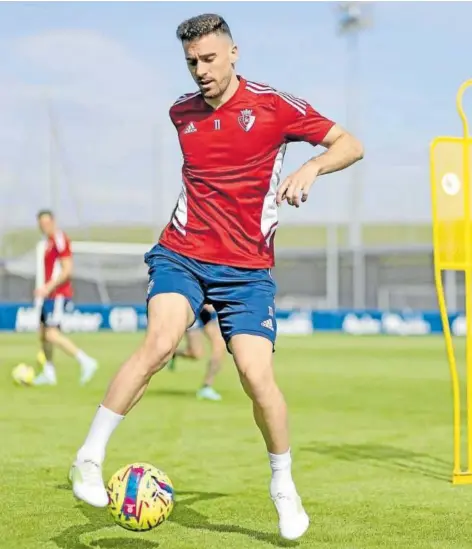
top-left (34, 284), bottom-right (51, 298)
top-left (276, 161), bottom-right (321, 208)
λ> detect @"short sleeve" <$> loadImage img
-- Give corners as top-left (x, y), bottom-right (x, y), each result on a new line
top-left (54, 232), bottom-right (72, 258)
top-left (276, 92), bottom-right (336, 146)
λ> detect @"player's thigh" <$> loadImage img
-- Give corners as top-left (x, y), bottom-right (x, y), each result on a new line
top-left (146, 293), bottom-right (194, 351)
top-left (144, 244), bottom-right (205, 346)
top-left (211, 271), bottom-right (276, 384)
top-left (145, 244), bottom-right (204, 320)
top-left (43, 326), bottom-right (62, 344)
top-left (39, 321), bottom-right (47, 341)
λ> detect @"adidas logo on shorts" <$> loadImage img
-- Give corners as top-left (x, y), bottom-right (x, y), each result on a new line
top-left (261, 318), bottom-right (274, 331)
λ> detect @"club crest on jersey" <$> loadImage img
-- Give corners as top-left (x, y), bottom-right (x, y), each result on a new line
top-left (238, 109), bottom-right (256, 132)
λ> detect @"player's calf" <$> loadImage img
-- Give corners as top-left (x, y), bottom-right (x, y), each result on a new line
top-left (233, 335), bottom-right (289, 454)
top-left (231, 334), bottom-right (309, 540)
top-left (34, 327), bottom-right (57, 385)
top-left (36, 326), bottom-right (98, 385)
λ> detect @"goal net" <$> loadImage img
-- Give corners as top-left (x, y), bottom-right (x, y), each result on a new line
top-left (1, 241), bottom-right (152, 305)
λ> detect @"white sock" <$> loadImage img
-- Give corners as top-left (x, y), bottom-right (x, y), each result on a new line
top-left (76, 349), bottom-right (93, 367)
top-left (43, 361), bottom-right (56, 380)
top-left (77, 405), bottom-right (124, 465)
top-left (269, 449), bottom-right (294, 495)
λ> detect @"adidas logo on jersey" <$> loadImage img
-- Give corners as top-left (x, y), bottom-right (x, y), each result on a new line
top-left (184, 122), bottom-right (197, 134)
top-left (261, 318), bottom-right (274, 331)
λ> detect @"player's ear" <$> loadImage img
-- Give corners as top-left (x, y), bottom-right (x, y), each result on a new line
top-left (229, 43), bottom-right (239, 65)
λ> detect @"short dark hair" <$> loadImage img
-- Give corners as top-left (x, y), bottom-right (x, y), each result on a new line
top-left (37, 209), bottom-right (54, 220)
top-left (176, 13), bottom-right (232, 42)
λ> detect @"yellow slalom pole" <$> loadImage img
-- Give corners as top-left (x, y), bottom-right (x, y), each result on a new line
top-left (457, 81), bottom-right (472, 475)
top-left (430, 79), bottom-right (472, 484)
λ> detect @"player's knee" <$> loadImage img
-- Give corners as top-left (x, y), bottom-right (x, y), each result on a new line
top-left (238, 364), bottom-right (275, 403)
top-left (141, 333), bottom-right (177, 375)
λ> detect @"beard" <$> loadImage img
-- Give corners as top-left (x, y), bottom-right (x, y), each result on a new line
top-left (198, 72), bottom-right (232, 99)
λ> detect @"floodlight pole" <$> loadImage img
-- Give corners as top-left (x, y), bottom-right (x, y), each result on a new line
top-left (337, 2), bottom-right (370, 309)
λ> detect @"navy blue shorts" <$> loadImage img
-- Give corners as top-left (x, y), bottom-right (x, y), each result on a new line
top-left (40, 297), bottom-right (72, 328)
top-left (144, 244), bottom-right (277, 348)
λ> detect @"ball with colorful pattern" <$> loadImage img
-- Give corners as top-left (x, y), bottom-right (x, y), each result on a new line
top-left (107, 463), bottom-right (175, 531)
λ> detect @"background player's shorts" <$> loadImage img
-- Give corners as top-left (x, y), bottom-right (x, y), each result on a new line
top-left (40, 297), bottom-right (72, 328)
top-left (144, 244), bottom-right (277, 349)
top-left (187, 307), bottom-right (218, 332)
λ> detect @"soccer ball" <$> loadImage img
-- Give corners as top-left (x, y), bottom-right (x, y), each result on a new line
top-left (107, 463), bottom-right (175, 531)
top-left (12, 363), bottom-right (35, 386)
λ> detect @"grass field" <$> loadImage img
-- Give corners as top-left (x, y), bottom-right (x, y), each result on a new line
top-left (2, 332), bottom-right (472, 549)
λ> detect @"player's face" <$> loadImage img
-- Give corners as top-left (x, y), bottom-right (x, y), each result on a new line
top-left (38, 214), bottom-right (55, 237)
top-left (183, 33), bottom-right (238, 99)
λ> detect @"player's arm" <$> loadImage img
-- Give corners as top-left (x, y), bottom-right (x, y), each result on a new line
top-left (276, 97), bottom-right (364, 207)
top-left (306, 123), bottom-right (363, 176)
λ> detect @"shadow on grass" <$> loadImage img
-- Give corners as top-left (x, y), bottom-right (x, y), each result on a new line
top-left (171, 491), bottom-right (297, 548)
top-left (302, 441), bottom-right (450, 482)
top-left (51, 503), bottom-right (159, 549)
top-left (145, 388), bottom-right (197, 399)
top-left (51, 489), bottom-right (295, 548)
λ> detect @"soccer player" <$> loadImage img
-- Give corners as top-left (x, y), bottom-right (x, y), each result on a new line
top-left (33, 210), bottom-right (98, 386)
top-left (169, 304), bottom-right (226, 401)
top-left (70, 14), bottom-right (363, 540)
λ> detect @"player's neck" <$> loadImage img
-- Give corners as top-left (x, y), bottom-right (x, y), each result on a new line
top-left (204, 73), bottom-right (240, 110)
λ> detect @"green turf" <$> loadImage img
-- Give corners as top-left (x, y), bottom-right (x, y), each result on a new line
top-left (1, 333), bottom-right (470, 549)
top-left (1, 223), bottom-right (432, 257)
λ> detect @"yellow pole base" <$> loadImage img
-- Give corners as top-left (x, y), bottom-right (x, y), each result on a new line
top-left (453, 472), bottom-right (472, 485)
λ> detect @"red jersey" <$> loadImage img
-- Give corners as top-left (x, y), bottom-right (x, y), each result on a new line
top-left (44, 231), bottom-right (73, 298)
top-left (159, 76), bottom-right (335, 268)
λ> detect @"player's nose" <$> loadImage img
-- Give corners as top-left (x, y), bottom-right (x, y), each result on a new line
top-left (195, 62), bottom-right (207, 79)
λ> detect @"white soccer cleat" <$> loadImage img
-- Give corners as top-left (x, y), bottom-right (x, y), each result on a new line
top-left (271, 489), bottom-right (310, 540)
top-left (70, 459), bottom-right (109, 507)
top-left (80, 359), bottom-right (98, 386)
top-left (33, 371), bottom-right (57, 386)
top-left (196, 386), bottom-right (222, 401)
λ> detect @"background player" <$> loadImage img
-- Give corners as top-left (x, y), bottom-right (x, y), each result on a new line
top-left (70, 14), bottom-right (363, 541)
top-left (169, 304), bottom-right (226, 401)
top-left (33, 210), bottom-right (98, 386)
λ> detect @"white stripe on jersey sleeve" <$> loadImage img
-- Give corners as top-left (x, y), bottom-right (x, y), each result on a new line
top-left (245, 80), bottom-right (272, 91)
top-left (245, 82), bottom-right (307, 115)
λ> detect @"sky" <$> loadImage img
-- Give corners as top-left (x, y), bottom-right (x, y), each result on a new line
top-left (1, 1), bottom-right (472, 232)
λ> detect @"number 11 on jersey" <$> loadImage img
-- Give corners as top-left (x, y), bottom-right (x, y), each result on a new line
top-left (214, 119), bottom-right (221, 131)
